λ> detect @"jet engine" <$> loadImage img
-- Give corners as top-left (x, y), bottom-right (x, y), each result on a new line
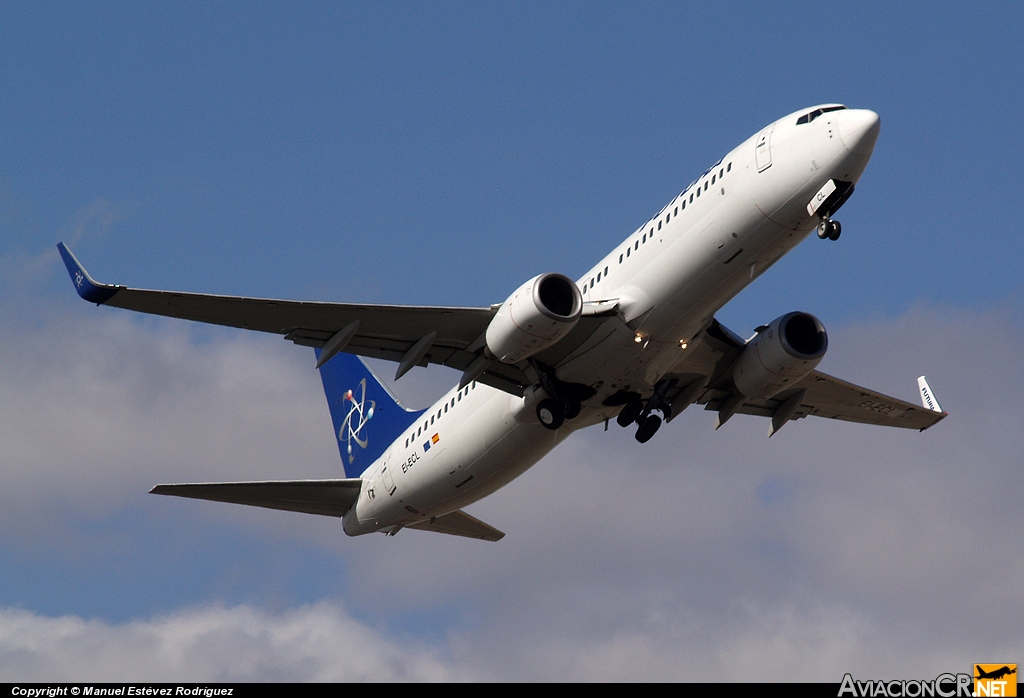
top-left (485, 273), bottom-right (583, 364)
top-left (732, 312), bottom-right (828, 398)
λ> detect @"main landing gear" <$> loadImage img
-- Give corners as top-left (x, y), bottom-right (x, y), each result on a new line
top-left (607, 381), bottom-right (674, 443)
top-left (619, 395), bottom-right (665, 443)
top-left (532, 360), bottom-right (593, 431)
top-left (536, 396), bottom-right (581, 431)
top-left (817, 217), bottom-right (841, 241)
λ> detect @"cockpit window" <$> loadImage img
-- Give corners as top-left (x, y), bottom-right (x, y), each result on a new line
top-left (796, 105), bottom-right (847, 125)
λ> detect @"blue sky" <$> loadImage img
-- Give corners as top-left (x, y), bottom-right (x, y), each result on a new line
top-left (1, 2), bottom-right (1023, 681)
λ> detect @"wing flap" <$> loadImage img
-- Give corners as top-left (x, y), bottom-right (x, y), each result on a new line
top-left (407, 510), bottom-right (505, 541)
top-left (149, 479), bottom-right (363, 518)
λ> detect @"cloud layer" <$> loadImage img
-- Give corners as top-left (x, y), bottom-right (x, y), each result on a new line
top-left (0, 604), bottom-right (455, 682)
top-left (1, 296), bottom-right (1021, 681)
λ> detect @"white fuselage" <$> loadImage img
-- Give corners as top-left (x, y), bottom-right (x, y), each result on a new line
top-left (344, 105), bottom-right (880, 536)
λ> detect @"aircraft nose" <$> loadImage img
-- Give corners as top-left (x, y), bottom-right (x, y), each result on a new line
top-left (838, 109), bottom-right (880, 156)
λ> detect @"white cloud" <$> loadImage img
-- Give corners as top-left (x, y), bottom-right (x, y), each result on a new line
top-left (0, 603), bottom-right (457, 682)
top-left (0, 304), bottom-right (336, 521)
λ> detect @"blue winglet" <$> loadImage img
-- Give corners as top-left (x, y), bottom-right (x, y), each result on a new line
top-left (56, 243), bottom-right (121, 304)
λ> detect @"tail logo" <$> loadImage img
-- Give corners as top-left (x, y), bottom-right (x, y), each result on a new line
top-left (339, 378), bottom-right (376, 464)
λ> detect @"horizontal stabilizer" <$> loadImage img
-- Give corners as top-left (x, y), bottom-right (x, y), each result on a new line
top-left (150, 479), bottom-right (362, 518)
top-left (407, 509), bottom-right (505, 541)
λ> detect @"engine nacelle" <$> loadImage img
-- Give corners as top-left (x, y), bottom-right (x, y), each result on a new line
top-left (485, 273), bottom-right (583, 364)
top-left (732, 312), bottom-right (828, 399)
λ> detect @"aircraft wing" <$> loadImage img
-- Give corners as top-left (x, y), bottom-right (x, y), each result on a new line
top-left (663, 317), bottom-right (946, 434)
top-left (57, 243), bottom-right (535, 394)
top-left (698, 370), bottom-right (946, 431)
top-left (150, 479), bottom-right (363, 517)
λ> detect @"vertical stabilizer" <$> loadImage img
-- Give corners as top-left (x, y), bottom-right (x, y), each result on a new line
top-left (317, 352), bottom-right (425, 477)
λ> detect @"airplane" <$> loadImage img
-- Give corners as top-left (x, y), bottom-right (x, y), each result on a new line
top-left (975, 666), bottom-right (1017, 681)
top-left (58, 104), bottom-right (947, 542)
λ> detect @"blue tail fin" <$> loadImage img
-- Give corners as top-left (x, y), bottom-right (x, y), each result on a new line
top-left (316, 351), bottom-right (425, 478)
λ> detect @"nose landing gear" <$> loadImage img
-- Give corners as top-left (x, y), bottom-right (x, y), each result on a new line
top-left (808, 179), bottom-right (853, 242)
top-left (817, 218), bottom-right (841, 241)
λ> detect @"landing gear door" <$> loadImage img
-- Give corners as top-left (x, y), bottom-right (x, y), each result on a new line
top-left (755, 124), bottom-right (775, 172)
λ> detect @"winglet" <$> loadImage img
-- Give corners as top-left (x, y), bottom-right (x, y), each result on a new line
top-left (56, 242), bottom-right (121, 304)
top-left (917, 376), bottom-right (943, 413)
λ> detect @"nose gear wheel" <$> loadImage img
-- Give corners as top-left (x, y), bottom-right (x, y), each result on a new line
top-left (817, 218), bottom-right (841, 241)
